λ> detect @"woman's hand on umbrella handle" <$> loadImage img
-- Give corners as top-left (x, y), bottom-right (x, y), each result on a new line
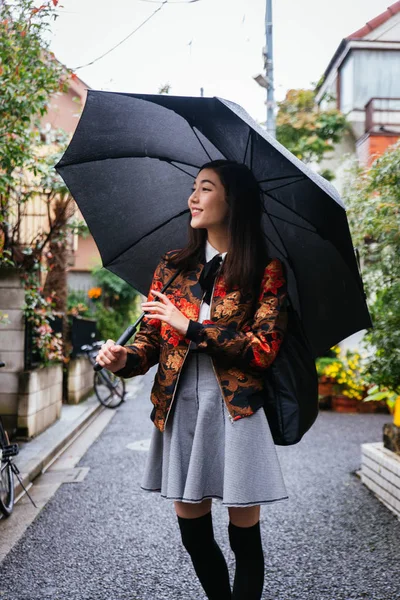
top-left (96, 339), bottom-right (128, 373)
top-left (142, 290), bottom-right (190, 336)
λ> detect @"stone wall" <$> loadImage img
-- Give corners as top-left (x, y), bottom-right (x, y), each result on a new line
top-left (67, 356), bottom-right (93, 404)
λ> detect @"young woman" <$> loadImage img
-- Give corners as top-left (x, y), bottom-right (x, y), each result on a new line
top-left (96, 160), bottom-right (289, 600)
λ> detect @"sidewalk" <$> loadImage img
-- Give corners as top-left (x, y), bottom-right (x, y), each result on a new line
top-left (13, 394), bottom-right (104, 500)
top-left (2, 366), bottom-right (399, 600)
top-left (13, 376), bottom-right (142, 501)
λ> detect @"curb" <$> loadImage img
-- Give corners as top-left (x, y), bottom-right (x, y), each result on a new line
top-left (13, 395), bottom-right (104, 500)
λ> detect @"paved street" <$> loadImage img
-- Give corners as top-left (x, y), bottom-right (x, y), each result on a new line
top-left (0, 366), bottom-right (399, 600)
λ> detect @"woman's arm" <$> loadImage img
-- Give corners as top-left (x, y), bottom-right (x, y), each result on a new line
top-left (113, 259), bottom-right (165, 378)
top-left (185, 258), bottom-right (288, 372)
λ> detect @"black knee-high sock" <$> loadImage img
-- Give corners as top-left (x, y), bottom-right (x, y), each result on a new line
top-left (228, 521), bottom-right (264, 600)
top-left (177, 512), bottom-right (231, 600)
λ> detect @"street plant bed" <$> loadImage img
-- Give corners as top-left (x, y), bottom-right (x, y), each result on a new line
top-left (361, 442), bottom-right (400, 519)
top-left (17, 363), bottom-right (63, 439)
top-left (331, 394), bottom-right (388, 414)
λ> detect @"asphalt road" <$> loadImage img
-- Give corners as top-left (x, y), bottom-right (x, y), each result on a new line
top-left (0, 365), bottom-right (399, 600)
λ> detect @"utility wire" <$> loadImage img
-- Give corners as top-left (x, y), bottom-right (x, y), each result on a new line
top-left (139, 0), bottom-right (200, 3)
top-left (72, 0), bottom-right (169, 71)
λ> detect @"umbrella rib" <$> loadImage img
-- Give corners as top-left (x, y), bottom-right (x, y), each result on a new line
top-left (258, 174), bottom-right (306, 184)
top-left (261, 209), bottom-right (289, 260)
top-left (158, 157), bottom-right (201, 170)
top-left (190, 127), bottom-right (213, 162)
top-left (107, 208), bottom-right (190, 267)
top-left (250, 130), bottom-right (254, 170)
top-left (170, 162), bottom-right (198, 178)
top-left (266, 211), bottom-right (317, 234)
top-left (243, 130), bottom-right (251, 165)
top-left (262, 190), bottom-right (319, 231)
top-left (57, 154), bottom-right (202, 170)
top-left (261, 176), bottom-right (307, 194)
top-left (262, 230), bottom-right (288, 259)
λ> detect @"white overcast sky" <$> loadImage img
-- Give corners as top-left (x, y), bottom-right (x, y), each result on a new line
top-left (48, 0), bottom-right (391, 123)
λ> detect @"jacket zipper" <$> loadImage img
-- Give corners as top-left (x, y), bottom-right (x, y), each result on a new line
top-left (209, 272), bottom-right (235, 424)
top-left (163, 289), bottom-right (207, 429)
top-left (164, 345), bottom-right (190, 429)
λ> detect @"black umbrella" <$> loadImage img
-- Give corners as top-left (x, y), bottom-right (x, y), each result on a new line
top-left (55, 90), bottom-right (372, 357)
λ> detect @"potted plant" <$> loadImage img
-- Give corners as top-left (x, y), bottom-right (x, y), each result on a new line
top-left (315, 346), bottom-right (343, 409)
top-left (329, 348), bottom-right (372, 413)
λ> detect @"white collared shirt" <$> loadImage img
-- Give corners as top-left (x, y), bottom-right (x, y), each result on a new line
top-left (198, 240), bottom-right (227, 323)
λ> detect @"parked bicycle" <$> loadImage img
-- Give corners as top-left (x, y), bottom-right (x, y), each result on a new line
top-left (0, 361), bottom-right (36, 517)
top-left (81, 341), bottom-right (126, 409)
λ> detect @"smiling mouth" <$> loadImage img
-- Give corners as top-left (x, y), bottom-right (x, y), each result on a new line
top-left (191, 210), bottom-right (203, 215)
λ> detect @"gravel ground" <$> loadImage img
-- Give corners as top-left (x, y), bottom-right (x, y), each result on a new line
top-left (0, 365), bottom-right (399, 600)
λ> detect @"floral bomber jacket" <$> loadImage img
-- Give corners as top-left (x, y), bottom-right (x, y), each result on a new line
top-left (115, 250), bottom-right (288, 432)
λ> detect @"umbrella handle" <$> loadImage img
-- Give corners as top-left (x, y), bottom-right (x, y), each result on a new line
top-left (93, 267), bottom-right (183, 372)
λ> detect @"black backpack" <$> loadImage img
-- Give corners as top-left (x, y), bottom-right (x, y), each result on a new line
top-left (262, 296), bottom-right (319, 445)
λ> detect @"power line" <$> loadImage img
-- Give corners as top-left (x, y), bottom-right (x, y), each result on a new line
top-left (72, 0), bottom-right (169, 71)
top-left (139, 0), bottom-right (200, 3)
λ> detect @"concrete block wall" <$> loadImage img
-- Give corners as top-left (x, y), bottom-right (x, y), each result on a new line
top-left (0, 269), bottom-right (64, 439)
top-left (361, 442), bottom-right (400, 518)
top-left (17, 364), bottom-right (63, 439)
top-left (0, 269), bottom-right (25, 434)
top-left (67, 356), bottom-right (93, 404)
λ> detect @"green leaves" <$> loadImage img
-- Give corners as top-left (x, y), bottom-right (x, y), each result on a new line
top-left (0, 0), bottom-right (69, 211)
top-left (343, 141), bottom-right (400, 395)
top-left (276, 88), bottom-right (348, 167)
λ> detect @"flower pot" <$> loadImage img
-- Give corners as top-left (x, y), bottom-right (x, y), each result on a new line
top-left (357, 400), bottom-right (389, 414)
top-left (318, 381), bottom-right (335, 397)
top-left (318, 379), bottom-right (335, 410)
top-left (331, 394), bottom-right (359, 413)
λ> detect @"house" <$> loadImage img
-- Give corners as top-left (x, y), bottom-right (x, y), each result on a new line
top-left (40, 71), bottom-right (102, 294)
top-left (314, 2), bottom-right (400, 353)
top-left (0, 70), bottom-right (101, 437)
top-left (315, 1), bottom-right (400, 181)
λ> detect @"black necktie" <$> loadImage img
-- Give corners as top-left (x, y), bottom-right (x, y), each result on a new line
top-left (199, 254), bottom-right (223, 305)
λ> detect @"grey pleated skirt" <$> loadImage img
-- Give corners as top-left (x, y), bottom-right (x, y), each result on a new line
top-left (141, 350), bottom-right (288, 507)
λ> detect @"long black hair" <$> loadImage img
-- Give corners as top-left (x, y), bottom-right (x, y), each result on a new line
top-left (167, 160), bottom-right (271, 296)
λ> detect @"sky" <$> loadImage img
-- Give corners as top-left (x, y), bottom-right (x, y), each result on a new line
top-left (48, 0), bottom-right (393, 124)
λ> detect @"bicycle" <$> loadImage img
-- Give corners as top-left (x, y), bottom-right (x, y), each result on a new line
top-left (0, 361), bottom-right (36, 517)
top-left (81, 341), bottom-right (126, 409)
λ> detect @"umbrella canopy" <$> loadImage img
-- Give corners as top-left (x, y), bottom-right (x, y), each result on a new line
top-left (55, 90), bottom-right (372, 357)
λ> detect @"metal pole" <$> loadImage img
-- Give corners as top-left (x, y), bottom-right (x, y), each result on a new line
top-left (265, 0), bottom-right (276, 137)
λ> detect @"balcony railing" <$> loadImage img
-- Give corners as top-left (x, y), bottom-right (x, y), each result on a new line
top-left (365, 98), bottom-right (400, 134)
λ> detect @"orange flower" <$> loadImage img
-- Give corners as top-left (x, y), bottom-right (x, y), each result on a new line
top-left (147, 318), bottom-right (160, 329)
top-left (176, 297), bottom-right (198, 320)
top-left (168, 334), bottom-right (180, 347)
top-left (214, 280), bottom-right (227, 298)
top-left (148, 280), bottom-right (163, 300)
top-left (88, 287), bottom-right (102, 299)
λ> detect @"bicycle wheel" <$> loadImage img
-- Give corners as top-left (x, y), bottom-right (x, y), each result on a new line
top-left (94, 370), bottom-right (126, 409)
top-left (0, 422), bottom-right (14, 517)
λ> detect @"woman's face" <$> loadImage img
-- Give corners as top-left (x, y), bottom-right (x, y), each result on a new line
top-left (188, 168), bottom-right (229, 230)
